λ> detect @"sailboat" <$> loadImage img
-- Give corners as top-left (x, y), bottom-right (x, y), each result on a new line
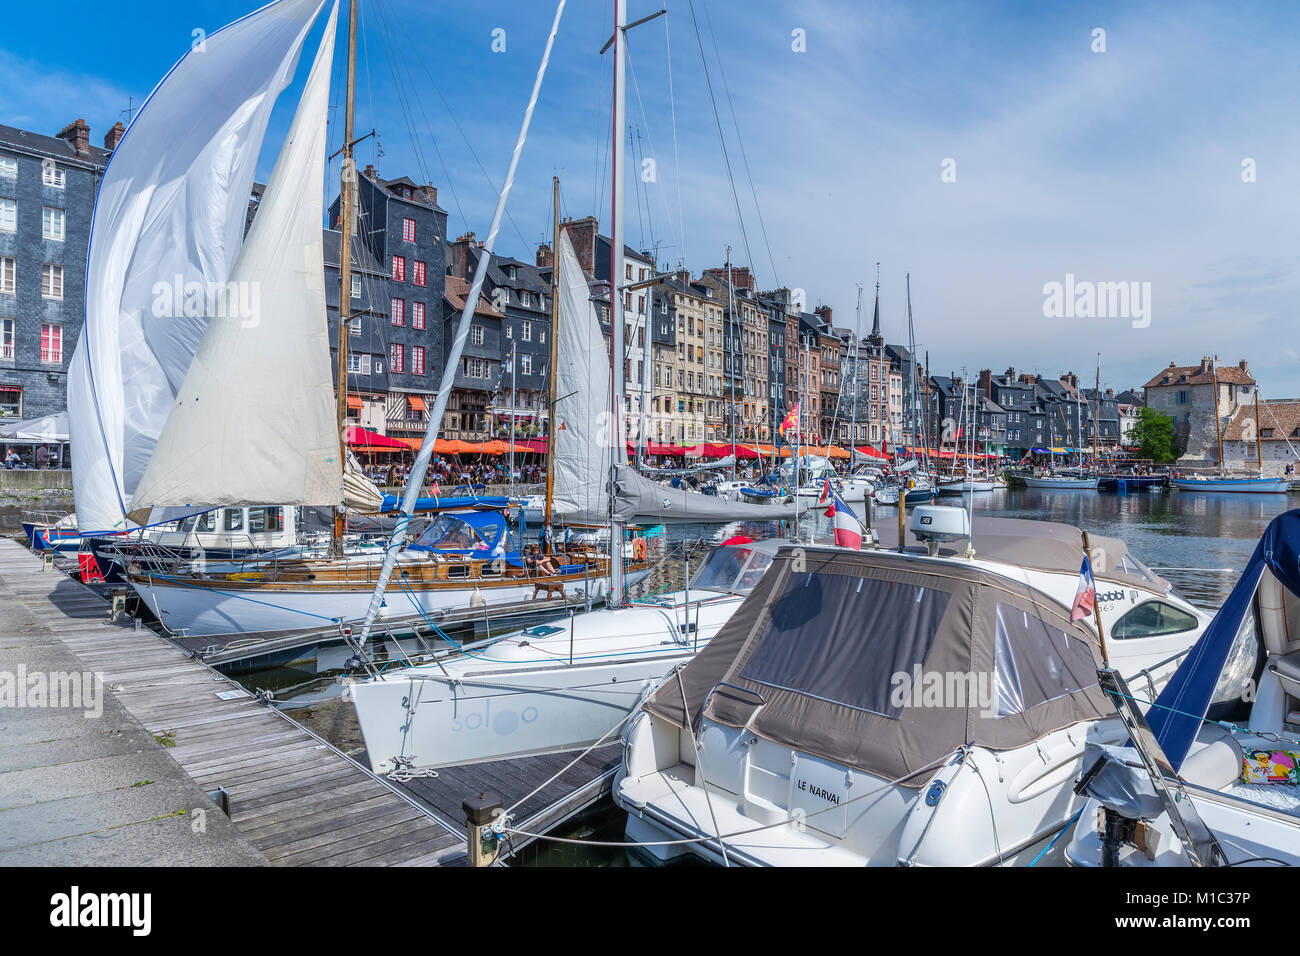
top-left (108, 0), bottom-right (645, 638)
top-left (1171, 362), bottom-right (1290, 494)
top-left (346, 1), bottom-right (811, 772)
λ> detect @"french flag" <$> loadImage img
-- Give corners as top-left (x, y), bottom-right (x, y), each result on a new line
top-left (824, 488), bottom-right (863, 550)
top-left (1070, 555), bottom-right (1096, 622)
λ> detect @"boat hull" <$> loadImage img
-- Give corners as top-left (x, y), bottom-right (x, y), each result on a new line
top-left (1171, 477), bottom-right (1290, 494)
top-left (1022, 477), bottom-right (1096, 490)
top-left (1097, 475), bottom-right (1167, 492)
top-left (130, 566), bottom-right (650, 637)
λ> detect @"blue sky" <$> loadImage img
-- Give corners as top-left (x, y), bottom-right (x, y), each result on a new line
top-left (5, 0), bottom-right (1300, 396)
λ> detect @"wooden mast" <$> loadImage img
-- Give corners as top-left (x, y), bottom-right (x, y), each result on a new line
top-left (1093, 355), bottom-right (1100, 464)
top-left (542, 176), bottom-right (560, 552)
top-left (332, 0), bottom-right (358, 556)
top-left (1211, 355), bottom-right (1224, 472)
top-left (1254, 384), bottom-right (1263, 474)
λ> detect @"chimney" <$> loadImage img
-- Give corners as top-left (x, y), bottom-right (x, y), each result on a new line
top-left (561, 216), bottom-right (598, 275)
top-left (56, 118), bottom-right (90, 156)
top-left (535, 243), bottom-right (553, 269)
top-left (1004, 367), bottom-right (1015, 380)
top-left (423, 183), bottom-right (438, 206)
top-left (362, 163), bottom-right (377, 182)
top-left (1239, 359), bottom-right (1249, 372)
top-left (814, 304), bottom-right (833, 326)
top-left (103, 121), bottom-right (125, 151)
top-left (978, 369), bottom-right (993, 396)
top-left (1018, 372), bottom-right (1036, 385)
top-left (448, 232), bottom-right (475, 279)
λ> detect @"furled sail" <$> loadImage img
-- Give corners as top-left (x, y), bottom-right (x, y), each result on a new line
top-left (611, 463), bottom-right (799, 523)
top-left (128, 4), bottom-right (341, 518)
top-left (67, 0), bottom-right (329, 533)
top-left (550, 230), bottom-right (614, 523)
top-left (343, 449), bottom-right (386, 513)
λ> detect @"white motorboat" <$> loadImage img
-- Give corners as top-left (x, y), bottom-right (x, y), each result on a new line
top-left (613, 506), bottom-right (1209, 866)
top-left (1066, 509), bottom-right (1300, 866)
top-left (347, 539), bottom-right (784, 772)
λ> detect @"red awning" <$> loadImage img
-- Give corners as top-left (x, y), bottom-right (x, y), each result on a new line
top-left (854, 445), bottom-right (886, 459)
top-left (344, 425), bottom-right (408, 450)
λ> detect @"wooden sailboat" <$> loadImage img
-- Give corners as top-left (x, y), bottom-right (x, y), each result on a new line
top-left (123, 0), bottom-right (648, 638)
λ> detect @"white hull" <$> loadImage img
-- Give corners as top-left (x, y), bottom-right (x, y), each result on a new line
top-left (131, 567), bottom-right (649, 637)
top-left (349, 590), bottom-right (744, 772)
top-left (937, 479), bottom-right (996, 494)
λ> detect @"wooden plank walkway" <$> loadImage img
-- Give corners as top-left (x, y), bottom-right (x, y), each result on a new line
top-left (0, 538), bottom-right (467, 866)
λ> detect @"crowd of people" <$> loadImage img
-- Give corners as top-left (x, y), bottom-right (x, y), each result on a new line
top-left (365, 456), bottom-right (545, 490)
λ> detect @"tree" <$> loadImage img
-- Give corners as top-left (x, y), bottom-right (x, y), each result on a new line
top-left (1129, 406), bottom-right (1177, 463)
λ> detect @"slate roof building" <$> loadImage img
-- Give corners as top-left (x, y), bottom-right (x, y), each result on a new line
top-left (0, 119), bottom-right (118, 422)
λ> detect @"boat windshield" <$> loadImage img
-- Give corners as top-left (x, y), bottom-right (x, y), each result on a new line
top-left (691, 545), bottom-right (775, 595)
top-left (415, 513), bottom-right (507, 552)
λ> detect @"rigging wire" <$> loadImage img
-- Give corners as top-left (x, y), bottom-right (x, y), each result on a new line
top-left (374, 0), bottom-right (530, 251)
top-left (684, 0), bottom-right (755, 280)
top-left (700, 0), bottom-right (779, 288)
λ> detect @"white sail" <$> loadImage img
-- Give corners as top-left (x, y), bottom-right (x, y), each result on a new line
top-left (551, 230), bottom-right (613, 522)
top-left (68, 0), bottom-right (328, 533)
top-left (129, 4), bottom-right (341, 517)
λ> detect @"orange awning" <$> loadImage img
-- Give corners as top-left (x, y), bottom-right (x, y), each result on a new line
top-left (346, 395), bottom-right (363, 412)
top-left (408, 395), bottom-right (427, 413)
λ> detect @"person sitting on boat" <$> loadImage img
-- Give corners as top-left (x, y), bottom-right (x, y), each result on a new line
top-left (524, 544), bottom-right (559, 576)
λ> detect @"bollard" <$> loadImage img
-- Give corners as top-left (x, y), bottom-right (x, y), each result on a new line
top-left (897, 494), bottom-right (907, 553)
top-left (463, 791), bottom-right (504, 867)
top-left (110, 590), bottom-right (128, 622)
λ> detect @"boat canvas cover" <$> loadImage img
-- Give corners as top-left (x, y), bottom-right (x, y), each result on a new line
top-left (611, 464), bottom-right (799, 523)
top-left (646, 547), bottom-right (1110, 786)
top-left (1146, 509), bottom-right (1300, 770)
top-left (869, 515), bottom-right (1169, 595)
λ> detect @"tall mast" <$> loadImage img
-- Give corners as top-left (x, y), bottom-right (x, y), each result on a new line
top-left (726, 247), bottom-right (737, 478)
top-left (1211, 355), bottom-right (1224, 471)
top-left (608, 0), bottom-right (627, 606)
top-left (542, 176), bottom-right (560, 551)
top-left (1093, 354), bottom-right (1100, 463)
top-left (332, 0), bottom-right (359, 556)
top-left (508, 340), bottom-right (517, 496)
top-left (1254, 384), bottom-right (1263, 474)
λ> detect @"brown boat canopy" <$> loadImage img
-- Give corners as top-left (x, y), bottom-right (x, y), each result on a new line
top-left (647, 546), bottom-right (1111, 787)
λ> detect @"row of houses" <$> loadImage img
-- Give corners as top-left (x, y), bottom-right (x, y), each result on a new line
top-left (3, 117), bottom-right (1291, 474)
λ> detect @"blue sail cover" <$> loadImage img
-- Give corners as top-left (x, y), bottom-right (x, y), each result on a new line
top-left (1146, 509), bottom-right (1300, 769)
top-left (378, 493), bottom-right (510, 513)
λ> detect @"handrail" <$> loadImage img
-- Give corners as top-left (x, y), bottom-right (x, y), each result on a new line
top-left (696, 680), bottom-right (765, 730)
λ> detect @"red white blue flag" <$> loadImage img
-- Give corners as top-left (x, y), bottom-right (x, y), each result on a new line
top-left (819, 478), bottom-right (832, 505)
top-left (824, 487), bottom-right (863, 550)
top-left (1070, 555), bottom-right (1096, 622)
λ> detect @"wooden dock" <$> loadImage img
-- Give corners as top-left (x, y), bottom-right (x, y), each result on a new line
top-left (0, 537), bottom-right (466, 866)
top-left (2, 538), bottom-right (623, 866)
